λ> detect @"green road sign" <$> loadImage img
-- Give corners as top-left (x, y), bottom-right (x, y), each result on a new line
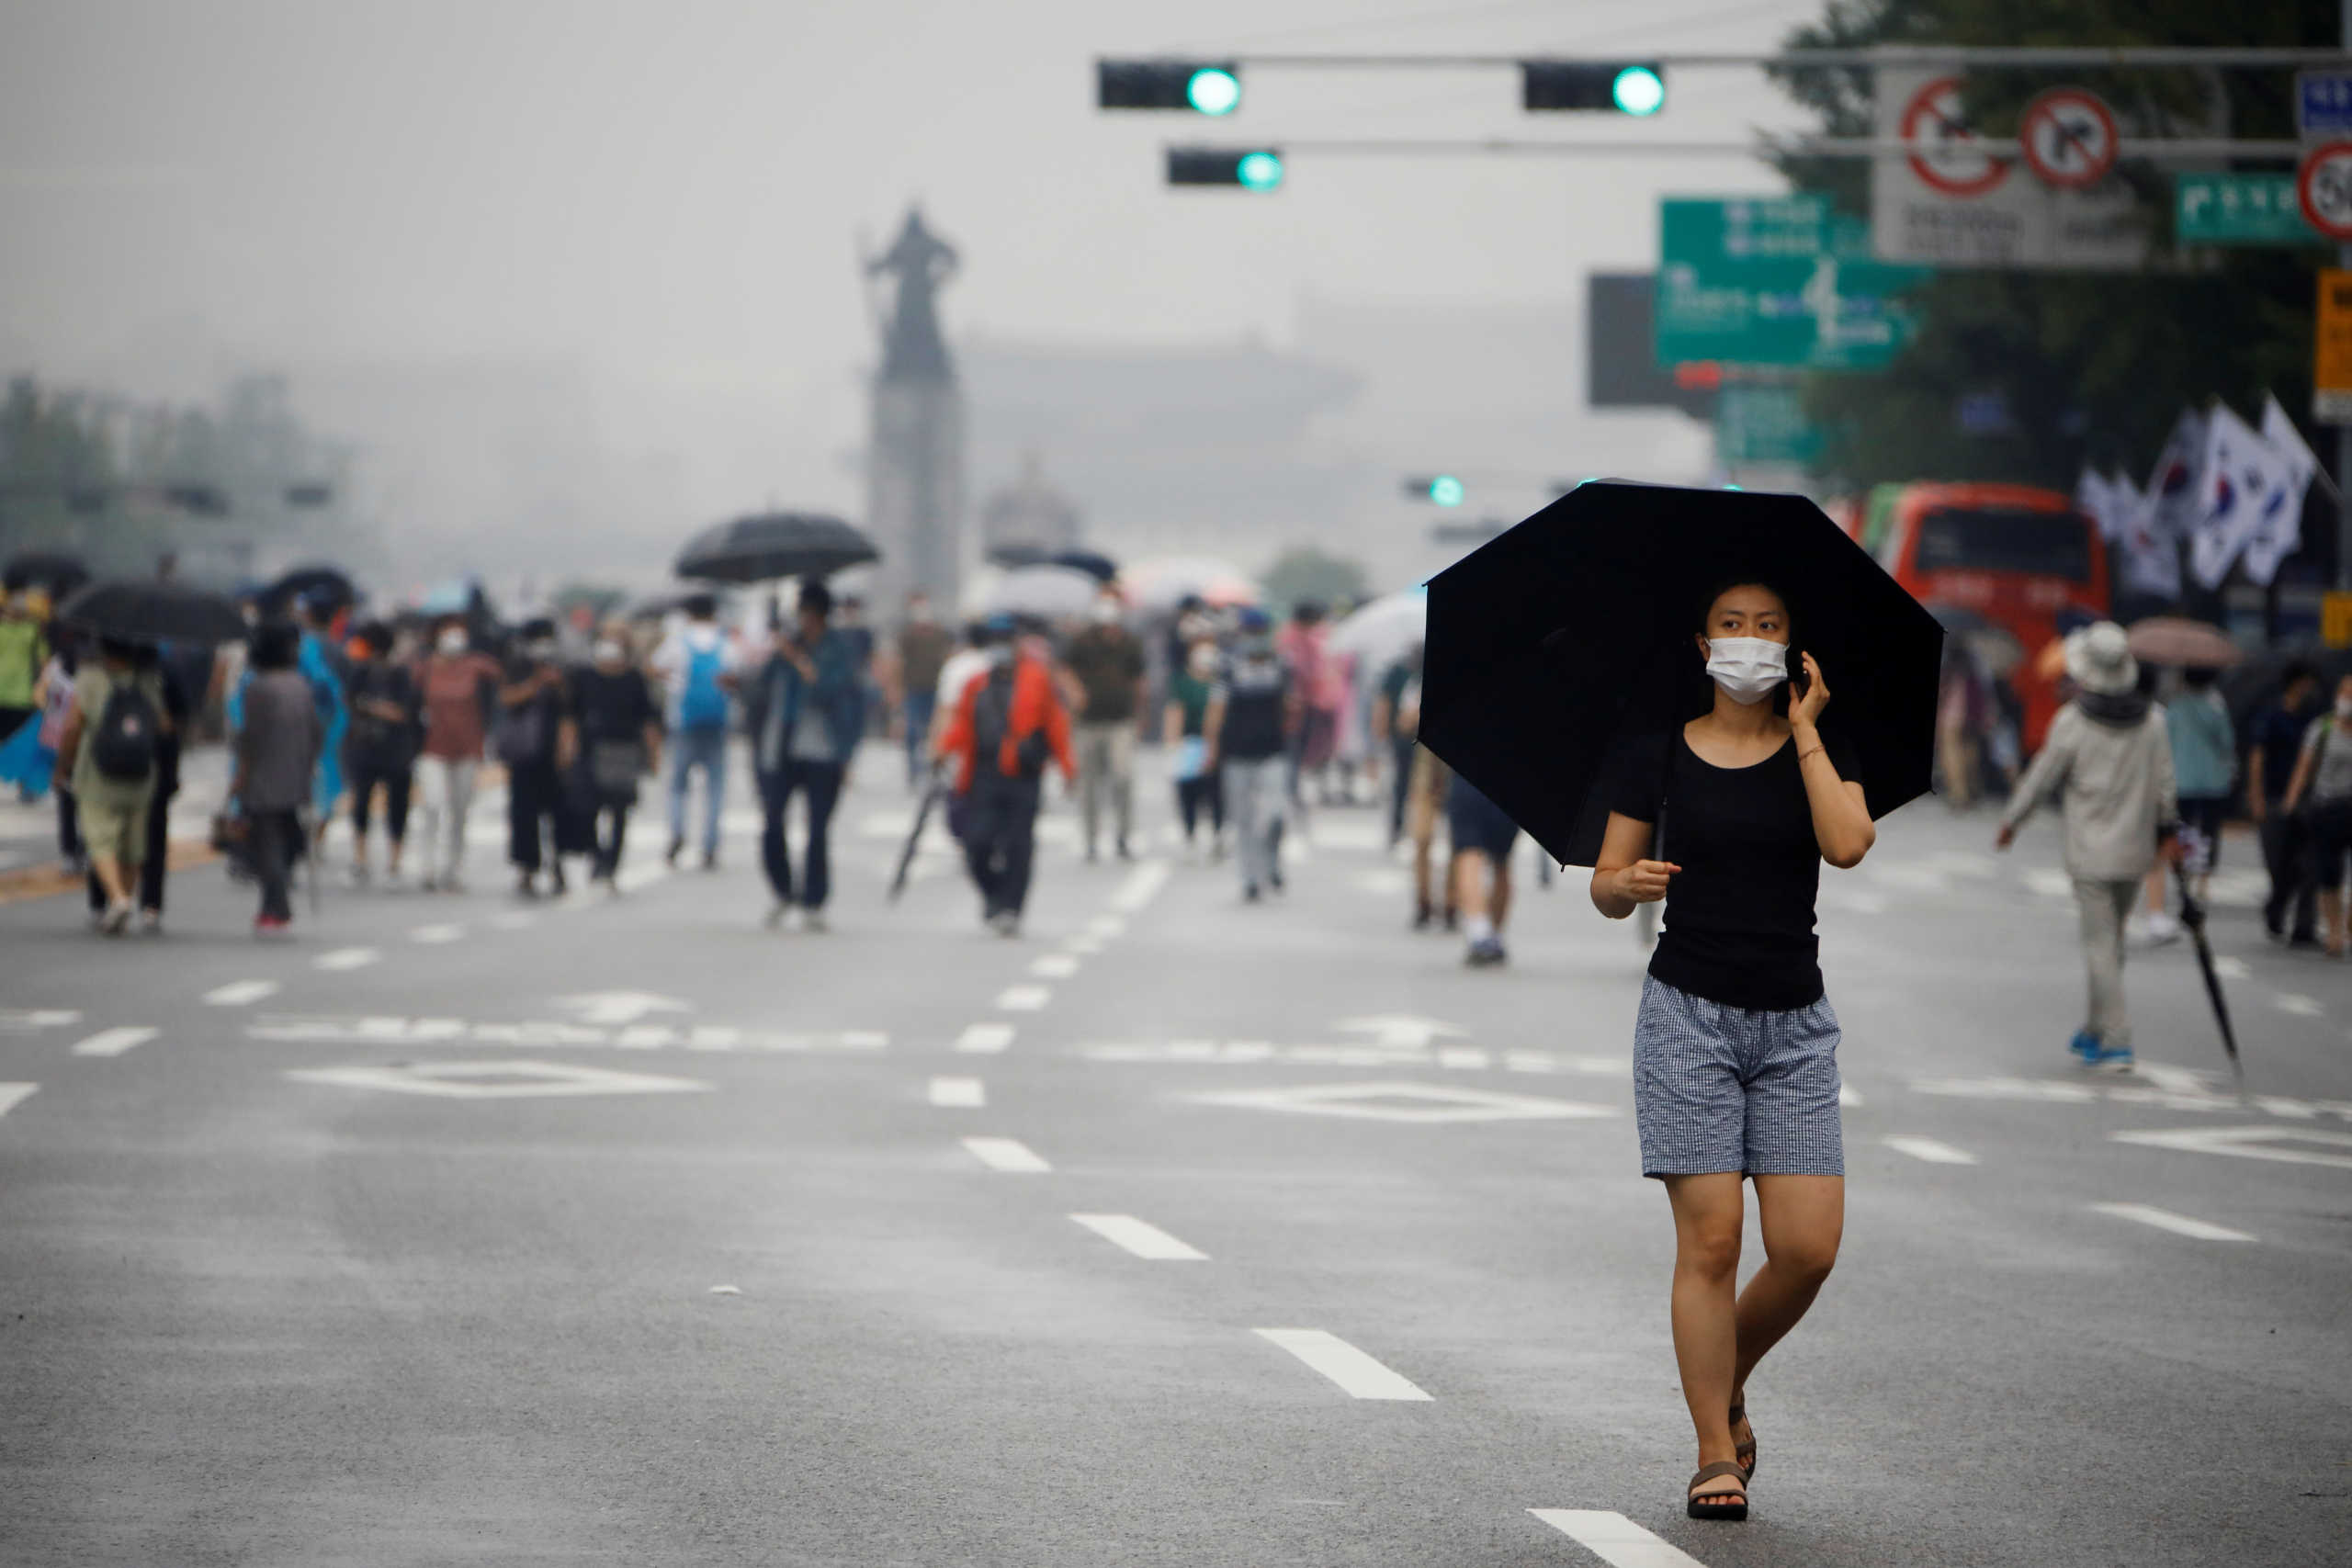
top-left (1715, 386), bottom-right (1822, 466)
top-left (2175, 171), bottom-right (2324, 246)
top-left (1656, 196), bottom-right (1928, 370)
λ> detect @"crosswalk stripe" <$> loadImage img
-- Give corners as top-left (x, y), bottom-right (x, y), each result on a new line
top-left (71, 1026), bottom-right (158, 1057)
top-left (995, 985), bottom-right (1050, 1011)
top-left (1252, 1329), bottom-right (1431, 1401)
top-left (1070, 1213), bottom-right (1207, 1260)
top-left (961, 1136), bottom-right (1050, 1173)
top-left (929, 1077), bottom-right (985, 1108)
top-left (203, 980), bottom-right (280, 1007)
top-left (313, 947), bottom-right (379, 972)
top-left (1527, 1509), bottom-right (1710, 1567)
top-left (0, 1083), bottom-right (38, 1120)
top-left (1881, 1134), bottom-right (1978, 1165)
top-left (956, 1022), bottom-right (1014, 1055)
top-left (2088, 1202), bottom-right (2256, 1242)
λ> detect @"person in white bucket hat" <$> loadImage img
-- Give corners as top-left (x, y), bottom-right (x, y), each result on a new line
top-left (1994, 621), bottom-right (2182, 1070)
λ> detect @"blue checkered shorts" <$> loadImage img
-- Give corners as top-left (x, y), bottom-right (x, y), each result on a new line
top-left (1632, 975), bottom-right (1844, 1179)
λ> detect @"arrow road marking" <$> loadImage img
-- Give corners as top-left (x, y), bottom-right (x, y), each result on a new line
top-left (1527, 1509), bottom-right (1710, 1567)
top-left (72, 1026), bottom-right (158, 1057)
top-left (0, 1084), bottom-right (38, 1121)
top-left (1070, 1213), bottom-right (1206, 1260)
top-left (928, 1076), bottom-right (985, 1108)
top-left (2088, 1202), bottom-right (2255, 1242)
top-left (1253, 1329), bottom-right (1431, 1401)
top-left (956, 1022), bottom-right (1015, 1055)
top-left (553, 992), bottom-right (692, 1027)
top-left (313, 947), bottom-right (380, 972)
top-left (961, 1136), bottom-right (1050, 1173)
top-left (1882, 1134), bottom-right (1979, 1166)
top-left (204, 980), bottom-right (281, 1007)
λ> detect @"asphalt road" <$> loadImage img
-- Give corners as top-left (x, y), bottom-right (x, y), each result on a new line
top-left (2, 740), bottom-right (2346, 1567)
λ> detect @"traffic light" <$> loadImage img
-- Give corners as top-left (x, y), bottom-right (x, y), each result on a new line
top-left (1403, 475), bottom-right (1466, 507)
top-left (1521, 61), bottom-right (1666, 115)
top-left (1167, 146), bottom-right (1284, 190)
top-left (1099, 59), bottom-right (1242, 116)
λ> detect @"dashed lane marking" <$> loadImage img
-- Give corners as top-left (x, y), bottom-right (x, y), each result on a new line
top-left (1882, 1134), bottom-right (1978, 1165)
top-left (1108, 861), bottom-right (1170, 914)
top-left (286, 1059), bottom-right (711, 1099)
top-left (2111, 1124), bottom-right (2352, 1170)
top-left (961, 1135), bottom-right (1051, 1173)
top-left (409, 923), bottom-right (466, 944)
top-left (2213, 955), bottom-right (2252, 980)
top-left (1029, 953), bottom-right (1080, 979)
top-left (1070, 1213), bottom-right (1207, 1260)
top-left (1527, 1509), bottom-right (1709, 1567)
top-left (2088, 1201), bottom-right (2256, 1242)
top-left (1253, 1329), bottom-right (1431, 1401)
top-left (313, 947), bottom-right (380, 972)
top-left (1192, 1080), bottom-right (1617, 1124)
top-left (0, 1083), bottom-right (38, 1120)
top-left (1063, 933), bottom-right (1107, 955)
top-left (71, 1026), bottom-right (158, 1058)
top-left (995, 985), bottom-right (1051, 1011)
top-left (0, 1010), bottom-right (82, 1032)
top-left (203, 980), bottom-right (281, 1008)
top-left (929, 1076), bottom-right (985, 1108)
top-left (955, 1022), bottom-right (1015, 1055)
top-left (1086, 915), bottom-right (1126, 938)
top-left (2275, 993), bottom-right (2324, 1018)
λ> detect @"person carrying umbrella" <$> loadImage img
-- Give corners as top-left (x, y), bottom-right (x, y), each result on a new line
top-left (1995, 622), bottom-right (2184, 1066)
top-left (936, 614), bottom-right (1074, 935)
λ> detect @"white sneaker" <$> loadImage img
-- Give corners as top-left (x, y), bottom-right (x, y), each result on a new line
top-left (2142, 910), bottom-right (2182, 946)
top-left (802, 908), bottom-right (828, 933)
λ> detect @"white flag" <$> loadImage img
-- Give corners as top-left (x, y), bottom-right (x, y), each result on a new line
top-left (2145, 408), bottom-right (2207, 544)
top-left (2075, 468), bottom-right (2120, 541)
top-left (2109, 468), bottom-right (2178, 600)
top-left (2188, 402), bottom-right (2271, 590)
top-left (2244, 394), bottom-right (2318, 585)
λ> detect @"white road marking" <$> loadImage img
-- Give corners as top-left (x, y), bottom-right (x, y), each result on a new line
top-left (2088, 1201), bottom-right (2256, 1242)
top-left (707, 1284), bottom-right (741, 1296)
top-left (203, 979), bottom-right (281, 1007)
top-left (246, 1015), bottom-right (882, 1054)
top-left (554, 991), bottom-right (691, 1026)
top-left (1336, 1014), bottom-right (1466, 1048)
top-left (285, 1059), bottom-right (710, 1099)
top-left (2256, 1095), bottom-right (2320, 1119)
top-left (2022, 867), bottom-right (2075, 898)
top-left (1823, 888), bottom-right (1890, 915)
top-left (1882, 1134), bottom-right (1978, 1165)
top-left (2111, 1124), bottom-right (2352, 1169)
top-left (313, 947), bottom-right (380, 972)
top-left (929, 1076), bottom-right (985, 1107)
top-left (1070, 1213), bottom-right (1207, 1260)
top-left (1191, 1079), bottom-right (1617, 1124)
top-left (410, 923), bottom-right (466, 944)
top-left (1838, 1085), bottom-right (1863, 1108)
top-left (0, 1010), bottom-right (82, 1032)
top-left (956, 1022), bottom-right (1015, 1055)
top-left (961, 1135), bottom-right (1050, 1173)
top-left (1912, 1076), bottom-right (2099, 1103)
top-left (614, 862), bottom-right (670, 893)
top-left (1086, 914), bottom-right (1126, 938)
top-left (2274, 993), bottom-right (2324, 1018)
top-left (1108, 861), bottom-right (1170, 913)
top-left (2213, 955), bottom-right (2252, 980)
top-left (1435, 1046), bottom-right (1491, 1070)
top-left (1062, 933), bottom-right (1106, 955)
top-left (71, 1026), bottom-right (159, 1058)
top-left (1527, 1509), bottom-right (1709, 1567)
top-left (1253, 1329), bottom-right (1431, 1401)
top-left (0, 1083), bottom-right (39, 1120)
top-left (1029, 953), bottom-right (1080, 979)
top-left (995, 985), bottom-right (1050, 1011)
top-left (2132, 1062), bottom-right (2222, 1096)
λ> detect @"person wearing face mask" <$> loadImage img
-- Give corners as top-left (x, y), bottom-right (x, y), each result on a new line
top-left (937, 614), bottom-right (1075, 934)
top-left (1204, 608), bottom-right (1299, 903)
top-left (2278, 671), bottom-right (2352, 958)
top-left (412, 618), bottom-right (503, 892)
top-left (342, 622), bottom-right (420, 886)
top-left (1996, 621), bottom-right (2183, 1062)
top-left (1589, 580), bottom-right (1874, 1524)
top-left (560, 622), bottom-right (662, 889)
top-left (1062, 587), bottom-right (1147, 863)
top-left (496, 618), bottom-right (573, 897)
top-left (1162, 635), bottom-right (1226, 857)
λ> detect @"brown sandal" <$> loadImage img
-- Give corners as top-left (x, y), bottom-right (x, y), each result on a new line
top-left (1730, 1400), bottom-right (1756, 1479)
top-left (1686, 1460), bottom-right (1749, 1521)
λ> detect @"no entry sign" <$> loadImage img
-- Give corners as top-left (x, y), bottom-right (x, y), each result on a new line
top-left (2298, 141), bottom-right (2352, 241)
top-left (2019, 87), bottom-right (2119, 189)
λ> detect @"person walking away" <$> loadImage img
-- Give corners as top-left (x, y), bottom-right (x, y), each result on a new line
top-left (560, 622), bottom-right (662, 890)
top-left (2279, 671), bottom-right (2352, 957)
top-left (232, 620), bottom-right (324, 933)
top-left (83, 646), bottom-right (188, 932)
top-left (292, 594), bottom-right (349, 848)
top-left (54, 635), bottom-right (172, 934)
top-left (2159, 665), bottom-right (2235, 912)
top-left (1163, 637), bottom-right (1224, 858)
top-left (651, 592), bottom-right (735, 870)
top-left (1373, 644), bottom-right (1422, 847)
top-left (1589, 579), bottom-right (1873, 1522)
top-left (1995, 622), bottom-right (2182, 1067)
top-left (343, 621), bottom-right (419, 885)
top-left (893, 590), bottom-right (953, 788)
top-left (1448, 774), bottom-right (1521, 966)
top-left (413, 617), bottom-right (501, 892)
top-left (0, 590), bottom-right (49, 769)
top-left (939, 615), bottom-right (1074, 934)
top-left (932, 621), bottom-right (995, 843)
top-left (1204, 609), bottom-right (1296, 903)
top-left (1065, 588), bottom-right (1146, 862)
top-left (748, 580), bottom-right (863, 931)
top-left (2248, 661), bottom-right (2323, 946)
top-left (497, 619), bottom-right (571, 897)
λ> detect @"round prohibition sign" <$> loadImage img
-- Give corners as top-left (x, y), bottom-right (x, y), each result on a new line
top-left (2299, 141), bottom-right (2352, 241)
top-left (1900, 74), bottom-right (2009, 197)
top-left (2019, 87), bottom-right (2119, 189)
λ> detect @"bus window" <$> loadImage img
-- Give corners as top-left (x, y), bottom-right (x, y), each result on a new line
top-left (1914, 506), bottom-right (2093, 583)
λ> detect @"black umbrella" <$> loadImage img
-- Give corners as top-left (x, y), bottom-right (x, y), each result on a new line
top-left (55, 578), bottom-right (248, 646)
top-left (675, 513), bottom-right (877, 584)
top-left (1053, 548), bottom-right (1119, 583)
top-left (1419, 482), bottom-right (1944, 866)
top-left (2171, 860), bottom-right (2244, 1082)
top-left (257, 564), bottom-right (358, 615)
top-left (4, 550), bottom-right (90, 596)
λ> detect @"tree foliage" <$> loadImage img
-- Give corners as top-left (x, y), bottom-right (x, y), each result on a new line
top-left (1259, 546), bottom-right (1372, 616)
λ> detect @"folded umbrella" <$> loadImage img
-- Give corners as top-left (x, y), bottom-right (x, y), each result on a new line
top-left (55, 578), bottom-right (248, 646)
top-left (2126, 615), bottom-right (2242, 671)
top-left (2171, 860), bottom-right (2244, 1081)
top-left (1419, 482), bottom-right (1944, 866)
top-left (676, 513), bottom-right (878, 585)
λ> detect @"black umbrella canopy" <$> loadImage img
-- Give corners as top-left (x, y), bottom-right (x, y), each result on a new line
top-left (257, 564), bottom-right (358, 614)
top-left (1419, 482), bottom-right (1944, 867)
top-left (4, 550), bottom-right (91, 596)
top-left (55, 578), bottom-right (249, 647)
top-left (674, 513), bottom-right (877, 585)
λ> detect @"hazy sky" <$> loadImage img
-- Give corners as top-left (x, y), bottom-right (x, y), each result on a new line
top-left (0, 0), bottom-right (1822, 577)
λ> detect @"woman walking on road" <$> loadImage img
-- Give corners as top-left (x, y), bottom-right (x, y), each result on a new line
top-left (1589, 581), bottom-right (1874, 1523)
top-left (232, 620), bottom-right (323, 933)
top-left (561, 622), bottom-right (662, 889)
top-left (412, 616), bottom-right (501, 892)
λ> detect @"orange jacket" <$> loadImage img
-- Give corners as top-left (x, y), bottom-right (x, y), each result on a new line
top-left (938, 654), bottom-right (1076, 793)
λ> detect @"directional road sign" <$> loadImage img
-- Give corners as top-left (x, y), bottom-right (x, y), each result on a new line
top-left (1657, 196), bottom-right (1927, 369)
top-left (2176, 172), bottom-right (2324, 246)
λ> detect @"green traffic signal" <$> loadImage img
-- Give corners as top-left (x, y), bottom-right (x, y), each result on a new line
top-left (1168, 146), bottom-right (1284, 189)
top-left (1100, 59), bottom-right (1243, 113)
top-left (1611, 65), bottom-right (1665, 116)
top-left (1521, 60), bottom-right (1667, 114)
top-left (1237, 150), bottom-right (1283, 190)
top-left (1430, 474), bottom-right (1464, 507)
top-left (1186, 67), bottom-right (1241, 116)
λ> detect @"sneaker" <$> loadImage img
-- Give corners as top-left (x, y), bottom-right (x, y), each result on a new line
top-left (665, 837), bottom-right (684, 868)
top-left (1411, 899), bottom-right (1433, 931)
top-left (419, 874), bottom-right (440, 893)
top-left (988, 909), bottom-right (1021, 937)
top-left (383, 863), bottom-right (405, 887)
top-left (549, 863), bottom-right (568, 897)
top-left (348, 863), bottom-right (371, 888)
top-left (254, 914), bottom-right (291, 937)
top-left (764, 902), bottom-right (788, 931)
top-left (1268, 865), bottom-right (1285, 893)
top-left (2132, 910), bottom-right (2182, 947)
top-left (1243, 883), bottom-right (1261, 903)
top-left (2090, 1044), bottom-right (2136, 1072)
top-left (99, 900), bottom-right (131, 936)
top-left (1465, 936), bottom-right (1508, 967)
top-left (515, 872), bottom-right (539, 899)
top-left (802, 908), bottom-right (829, 933)
top-left (2066, 1029), bottom-right (2102, 1064)
top-left (1116, 839), bottom-right (1134, 862)
top-left (702, 849), bottom-right (718, 872)
top-left (139, 908), bottom-right (163, 935)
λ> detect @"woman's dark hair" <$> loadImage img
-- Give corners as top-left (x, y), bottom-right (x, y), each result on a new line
top-left (250, 618), bottom-right (300, 671)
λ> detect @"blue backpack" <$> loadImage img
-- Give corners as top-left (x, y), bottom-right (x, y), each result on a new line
top-left (678, 641), bottom-right (729, 729)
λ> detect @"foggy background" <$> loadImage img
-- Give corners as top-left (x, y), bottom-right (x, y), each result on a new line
top-left (0, 0), bottom-right (1818, 594)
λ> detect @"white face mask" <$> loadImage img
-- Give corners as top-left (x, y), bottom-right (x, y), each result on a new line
top-left (1090, 601), bottom-right (1121, 626)
top-left (1703, 636), bottom-right (1788, 705)
top-left (593, 639), bottom-right (625, 665)
top-left (437, 630), bottom-right (467, 656)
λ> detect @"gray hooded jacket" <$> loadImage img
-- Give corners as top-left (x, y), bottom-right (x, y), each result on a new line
top-left (1999, 697), bottom-right (2179, 882)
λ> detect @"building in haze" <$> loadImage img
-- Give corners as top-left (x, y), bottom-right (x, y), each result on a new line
top-left (978, 451), bottom-right (1082, 560)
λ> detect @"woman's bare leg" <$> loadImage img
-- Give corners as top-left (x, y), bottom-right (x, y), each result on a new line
top-left (1663, 1172), bottom-right (1746, 1496)
top-left (1732, 1175), bottom-right (1844, 1402)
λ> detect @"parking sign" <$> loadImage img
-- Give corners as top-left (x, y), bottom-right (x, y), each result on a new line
top-left (2298, 70), bottom-right (2352, 139)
